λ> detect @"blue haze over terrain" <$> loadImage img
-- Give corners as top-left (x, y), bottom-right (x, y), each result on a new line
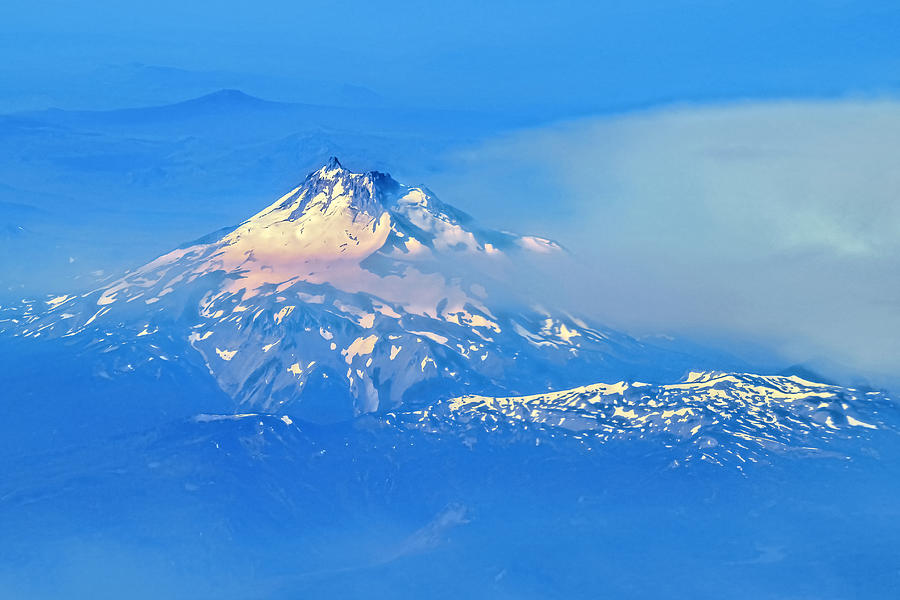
top-left (1, 2), bottom-right (899, 598)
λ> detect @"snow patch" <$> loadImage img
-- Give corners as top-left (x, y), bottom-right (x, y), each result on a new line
top-left (342, 335), bottom-right (378, 364)
top-left (216, 348), bottom-right (237, 361)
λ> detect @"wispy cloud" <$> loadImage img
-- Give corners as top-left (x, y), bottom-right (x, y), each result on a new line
top-left (430, 99), bottom-right (900, 386)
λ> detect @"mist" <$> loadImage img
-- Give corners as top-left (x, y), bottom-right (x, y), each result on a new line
top-left (426, 99), bottom-right (900, 388)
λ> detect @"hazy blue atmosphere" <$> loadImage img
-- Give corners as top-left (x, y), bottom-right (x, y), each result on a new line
top-left (1, 2), bottom-right (899, 598)
top-left (3, 1), bottom-right (899, 113)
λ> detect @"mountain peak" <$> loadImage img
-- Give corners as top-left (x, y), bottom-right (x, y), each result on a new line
top-left (298, 158), bottom-right (401, 214)
top-left (174, 89), bottom-right (278, 112)
top-left (14, 160), bottom-right (585, 419)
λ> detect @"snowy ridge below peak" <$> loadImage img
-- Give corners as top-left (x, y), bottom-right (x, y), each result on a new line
top-left (168, 370), bottom-right (898, 470)
top-left (389, 371), bottom-right (897, 467)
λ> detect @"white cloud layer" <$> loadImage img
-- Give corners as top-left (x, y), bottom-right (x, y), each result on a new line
top-left (430, 99), bottom-right (900, 387)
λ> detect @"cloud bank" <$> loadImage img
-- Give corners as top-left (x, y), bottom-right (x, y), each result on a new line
top-left (429, 99), bottom-right (900, 387)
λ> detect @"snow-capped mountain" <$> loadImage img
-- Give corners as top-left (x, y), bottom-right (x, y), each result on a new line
top-left (0, 157), bottom-right (897, 489)
top-left (3, 158), bottom-right (716, 421)
top-left (6, 157), bottom-right (893, 451)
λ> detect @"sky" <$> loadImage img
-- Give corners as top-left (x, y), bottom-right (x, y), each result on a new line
top-left (2, 1), bottom-right (899, 114)
top-left (1, 1), bottom-right (898, 386)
